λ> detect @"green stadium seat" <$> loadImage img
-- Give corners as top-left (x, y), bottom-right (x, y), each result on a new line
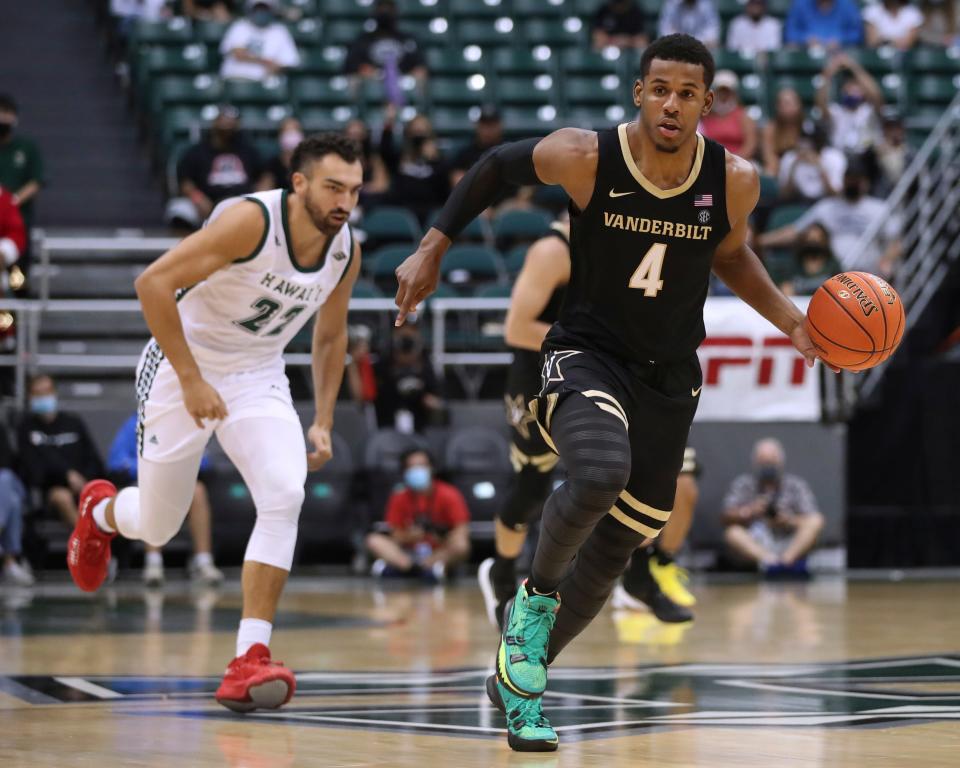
top-left (769, 48), bottom-right (829, 75)
top-left (192, 19), bottom-right (230, 45)
top-left (713, 49), bottom-right (759, 77)
top-left (715, 0), bottom-right (744, 23)
top-left (363, 207), bottom-right (422, 245)
top-left (766, 203), bottom-right (810, 231)
top-left (567, 105), bottom-right (628, 130)
top-left (318, 0), bottom-right (369, 19)
top-left (560, 47), bottom-right (624, 76)
top-left (367, 245), bottom-right (415, 279)
top-left (131, 17), bottom-right (194, 46)
top-left (499, 106), bottom-right (562, 137)
top-left (847, 48), bottom-right (898, 77)
top-left (498, 75), bottom-right (557, 106)
top-left (351, 279), bottom-right (384, 299)
top-left (160, 105), bottom-right (210, 156)
top-left (475, 283), bottom-right (513, 298)
top-left (324, 20), bottom-right (366, 46)
top-left (428, 106), bottom-right (478, 138)
top-left (565, 74), bottom-right (626, 106)
top-left (290, 76), bottom-right (353, 108)
top-left (430, 75), bottom-right (494, 106)
top-left (910, 75), bottom-right (959, 107)
top-left (456, 19), bottom-right (517, 46)
top-left (424, 47), bottom-right (488, 77)
top-left (514, 0), bottom-right (572, 17)
top-left (441, 245), bottom-right (504, 285)
top-left (906, 46), bottom-right (960, 74)
top-left (299, 105), bottom-right (362, 131)
top-left (135, 44), bottom-right (211, 97)
top-left (759, 173), bottom-right (779, 202)
top-left (297, 46), bottom-right (348, 76)
top-left (289, 18), bottom-right (324, 46)
top-left (765, 0), bottom-right (793, 15)
top-left (237, 105), bottom-right (297, 137)
top-left (523, 18), bottom-right (588, 47)
top-left (491, 47), bottom-right (557, 76)
top-left (504, 244), bottom-right (528, 275)
top-left (149, 74), bottom-right (223, 119)
top-left (425, 209), bottom-right (491, 242)
top-left (396, 0), bottom-right (450, 20)
top-left (450, 0), bottom-right (510, 17)
top-left (771, 75), bottom-right (817, 107)
top-left (738, 73), bottom-right (765, 107)
top-left (492, 208), bottom-right (552, 246)
top-left (223, 77), bottom-right (290, 105)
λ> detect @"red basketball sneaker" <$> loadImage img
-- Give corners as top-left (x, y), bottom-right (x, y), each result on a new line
top-left (215, 644), bottom-right (296, 713)
top-left (67, 479), bottom-right (118, 592)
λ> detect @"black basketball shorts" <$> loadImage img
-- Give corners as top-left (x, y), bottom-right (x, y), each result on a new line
top-left (529, 346), bottom-right (702, 538)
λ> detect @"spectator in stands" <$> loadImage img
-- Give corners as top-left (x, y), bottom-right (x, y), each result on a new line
top-left (864, 0), bottom-right (924, 49)
top-left (0, 185), bottom-right (25, 285)
top-left (658, 0), bottom-right (721, 48)
top-left (817, 53), bottom-right (884, 158)
top-left (780, 223), bottom-right (842, 295)
top-left (374, 319), bottom-right (444, 433)
top-left (380, 110), bottom-right (449, 226)
top-left (168, 104), bottom-right (266, 228)
top-left (784, 0), bottom-right (863, 49)
top-left (875, 113), bottom-right (910, 197)
top-left (761, 87), bottom-right (807, 177)
top-left (219, 0), bottom-right (300, 82)
top-left (0, 94), bottom-right (44, 283)
top-left (262, 117), bottom-right (303, 191)
top-left (0, 429), bottom-right (33, 586)
top-left (344, 118), bottom-right (390, 205)
top-left (726, 0), bottom-right (783, 56)
top-left (110, 0), bottom-right (170, 31)
top-left (106, 413), bottom-right (223, 587)
top-left (722, 438), bottom-right (824, 577)
top-left (590, 0), bottom-right (649, 50)
top-left (449, 105), bottom-right (504, 189)
top-left (777, 122), bottom-right (846, 203)
top-left (345, 0), bottom-right (428, 81)
top-left (917, 0), bottom-right (959, 47)
top-left (698, 70), bottom-right (757, 160)
top-left (183, 0), bottom-right (235, 22)
top-left (759, 165), bottom-right (901, 276)
top-left (17, 374), bottom-right (104, 528)
top-left (345, 324), bottom-right (377, 405)
top-left (366, 448), bottom-right (470, 582)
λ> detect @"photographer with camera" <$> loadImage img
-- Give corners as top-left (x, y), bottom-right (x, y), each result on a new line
top-left (721, 438), bottom-right (824, 577)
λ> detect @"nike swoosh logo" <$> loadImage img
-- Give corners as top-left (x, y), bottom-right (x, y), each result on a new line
top-left (609, 189), bottom-right (637, 198)
top-left (692, 386), bottom-right (703, 397)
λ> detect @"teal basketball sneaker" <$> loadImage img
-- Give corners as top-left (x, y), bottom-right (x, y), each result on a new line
top-left (495, 580), bottom-right (559, 698)
top-left (486, 674), bottom-right (558, 752)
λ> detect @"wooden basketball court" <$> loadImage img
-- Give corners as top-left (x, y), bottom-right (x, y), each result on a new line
top-left (2, 576), bottom-right (958, 767)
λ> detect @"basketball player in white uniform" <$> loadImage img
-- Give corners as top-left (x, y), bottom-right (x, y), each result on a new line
top-left (66, 134), bottom-right (363, 712)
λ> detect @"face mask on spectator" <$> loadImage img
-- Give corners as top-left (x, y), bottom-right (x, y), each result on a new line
top-left (375, 10), bottom-right (397, 31)
top-left (29, 395), bottom-right (57, 416)
top-left (280, 130), bottom-right (304, 153)
top-left (756, 463), bottom-right (781, 487)
top-left (841, 93), bottom-right (864, 110)
top-left (250, 8), bottom-right (273, 27)
top-left (843, 181), bottom-right (862, 201)
top-left (404, 465), bottom-right (431, 491)
top-left (0, 122), bottom-right (12, 140)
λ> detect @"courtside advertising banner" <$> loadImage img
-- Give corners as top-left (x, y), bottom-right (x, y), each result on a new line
top-left (695, 297), bottom-right (818, 421)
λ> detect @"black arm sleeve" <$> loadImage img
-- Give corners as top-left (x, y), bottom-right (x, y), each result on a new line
top-left (433, 137), bottom-right (543, 240)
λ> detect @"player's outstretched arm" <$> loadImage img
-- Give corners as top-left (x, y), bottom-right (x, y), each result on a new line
top-left (135, 200), bottom-right (266, 426)
top-left (393, 128), bottom-right (597, 325)
top-left (306, 239), bottom-right (361, 471)
top-left (711, 154), bottom-right (820, 369)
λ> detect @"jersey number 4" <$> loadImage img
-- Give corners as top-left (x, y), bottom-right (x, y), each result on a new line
top-left (628, 242), bottom-right (666, 297)
top-left (234, 297), bottom-right (306, 336)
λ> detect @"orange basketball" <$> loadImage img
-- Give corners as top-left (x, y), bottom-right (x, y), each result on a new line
top-left (805, 271), bottom-right (906, 371)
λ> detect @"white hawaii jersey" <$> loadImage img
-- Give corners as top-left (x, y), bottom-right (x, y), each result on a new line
top-left (175, 188), bottom-right (353, 370)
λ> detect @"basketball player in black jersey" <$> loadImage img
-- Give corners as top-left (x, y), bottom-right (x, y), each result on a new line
top-left (478, 221), bottom-right (698, 629)
top-left (396, 35), bottom-right (821, 752)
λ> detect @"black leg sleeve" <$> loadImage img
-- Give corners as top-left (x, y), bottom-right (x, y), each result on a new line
top-left (529, 393), bottom-right (631, 594)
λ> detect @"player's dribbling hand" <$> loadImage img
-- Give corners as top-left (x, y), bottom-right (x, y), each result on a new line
top-left (394, 243), bottom-right (444, 326)
top-left (181, 376), bottom-right (228, 428)
top-left (789, 319), bottom-right (840, 373)
top-left (307, 424), bottom-right (333, 471)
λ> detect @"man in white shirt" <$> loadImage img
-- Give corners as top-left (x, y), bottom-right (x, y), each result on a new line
top-left (817, 53), bottom-right (884, 156)
top-left (759, 166), bottom-right (901, 277)
top-left (864, 1), bottom-right (924, 50)
top-left (726, 0), bottom-right (782, 55)
top-left (778, 123), bottom-right (847, 202)
top-left (220, 0), bottom-right (300, 82)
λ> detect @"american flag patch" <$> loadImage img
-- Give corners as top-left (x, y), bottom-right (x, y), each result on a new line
top-left (694, 194), bottom-right (713, 207)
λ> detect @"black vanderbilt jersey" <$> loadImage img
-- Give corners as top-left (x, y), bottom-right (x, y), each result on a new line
top-left (547, 124), bottom-right (731, 365)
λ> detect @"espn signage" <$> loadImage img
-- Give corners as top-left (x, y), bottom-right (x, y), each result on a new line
top-left (695, 297), bottom-right (818, 422)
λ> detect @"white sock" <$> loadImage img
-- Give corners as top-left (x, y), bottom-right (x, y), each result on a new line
top-left (92, 499), bottom-right (115, 533)
top-left (193, 551), bottom-right (214, 568)
top-left (236, 618), bottom-right (272, 657)
top-left (145, 551), bottom-right (163, 568)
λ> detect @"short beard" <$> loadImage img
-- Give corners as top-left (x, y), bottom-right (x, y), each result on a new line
top-left (654, 142), bottom-right (680, 154)
top-left (304, 191), bottom-right (346, 235)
